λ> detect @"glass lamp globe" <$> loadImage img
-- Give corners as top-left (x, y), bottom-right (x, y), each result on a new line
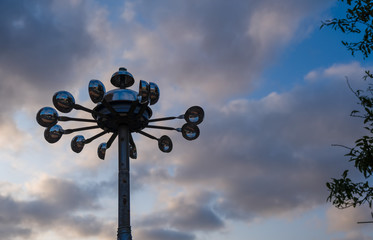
top-left (44, 125), bottom-right (64, 143)
top-left (158, 135), bottom-right (172, 153)
top-left (89, 79), bottom-right (106, 103)
top-left (149, 82), bottom-right (160, 105)
top-left (53, 91), bottom-right (75, 113)
top-left (129, 143), bottom-right (137, 159)
top-left (181, 123), bottom-right (200, 141)
top-left (184, 106), bottom-right (204, 125)
top-left (71, 135), bottom-right (85, 153)
top-left (36, 107), bottom-right (58, 127)
top-left (98, 142), bottom-right (107, 160)
top-left (138, 80), bottom-right (150, 104)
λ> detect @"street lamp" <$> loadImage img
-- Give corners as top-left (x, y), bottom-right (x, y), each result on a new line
top-left (36, 67), bottom-right (204, 240)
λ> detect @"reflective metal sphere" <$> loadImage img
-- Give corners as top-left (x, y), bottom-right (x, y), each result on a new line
top-left (111, 67), bottom-right (135, 89)
top-left (93, 90), bottom-right (152, 132)
top-left (53, 91), bottom-right (75, 113)
top-left (71, 135), bottom-right (85, 153)
top-left (36, 107), bottom-right (58, 127)
top-left (181, 123), bottom-right (200, 141)
top-left (103, 89), bottom-right (138, 102)
top-left (149, 82), bottom-right (160, 105)
top-left (89, 79), bottom-right (106, 103)
top-left (98, 142), bottom-right (107, 160)
top-left (158, 135), bottom-right (172, 153)
top-left (129, 143), bottom-right (137, 159)
top-left (185, 106), bottom-right (204, 125)
top-left (138, 80), bottom-right (149, 104)
top-left (36, 67), bottom-right (203, 160)
top-left (44, 125), bottom-right (64, 143)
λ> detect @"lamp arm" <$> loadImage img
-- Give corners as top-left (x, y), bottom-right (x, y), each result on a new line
top-left (148, 115), bottom-right (184, 123)
top-left (63, 125), bottom-right (100, 134)
top-left (146, 125), bottom-right (181, 132)
top-left (73, 104), bottom-right (107, 118)
top-left (107, 132), bottom-right (118, 148)
top-left (58, 116), bottom-right (96, 123)
top-left (84, 130), bottom-right (109, 144)
top-left (137, 130), bottom-right (158, 140)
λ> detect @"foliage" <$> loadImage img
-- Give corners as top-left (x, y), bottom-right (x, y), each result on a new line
top-left (327, 171), bottom-right (373, 208)
top-left (323, 0), bottom-right (373, 209)
top-left (321, 0), bottom-right (373, 58)
top-left (326, 80), bottom-right (373, 209)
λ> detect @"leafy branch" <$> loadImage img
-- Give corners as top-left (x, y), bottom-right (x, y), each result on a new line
top-left (327, 79), bottom-right (373, 208)
top-left (321, 0), bottom-right (373, 58)
top-left (327, 170), bottom-right (373, 208)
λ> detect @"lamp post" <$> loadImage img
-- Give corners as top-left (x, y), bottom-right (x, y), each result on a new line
top-left (36, 67), bottom-right (204, 240)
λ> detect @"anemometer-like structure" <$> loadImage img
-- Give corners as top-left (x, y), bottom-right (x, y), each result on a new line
top-left (36, 67), bottom-right (204, 240)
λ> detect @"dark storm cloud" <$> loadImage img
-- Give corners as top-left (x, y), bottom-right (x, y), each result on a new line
top-left (179, 80), bottom-right (364, 219)
top-left (136, 228), bottom-right (195, 240)
top-left (61, 214), bottom-right (112, 237)
top-left (123, 0), bottom-right (333, 100)
top-left (136, 191), bottom-right (224, 232)
top-left (0, 0), bottom-right (95, 86)
top-left (0, 176), bottom-right (113, 239)
top-left (0, 225), bottom-right (31, 240)
top-left (133, 63), bottom-right (368, 223)
top-left (0, 0), bottom-right (104, 123)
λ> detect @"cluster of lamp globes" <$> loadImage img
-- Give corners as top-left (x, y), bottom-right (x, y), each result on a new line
top-left (36, 68), bottom-right (204, 160)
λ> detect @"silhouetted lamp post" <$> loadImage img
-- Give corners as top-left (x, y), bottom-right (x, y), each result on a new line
top-left (36, 67), bottom-right (204, 240)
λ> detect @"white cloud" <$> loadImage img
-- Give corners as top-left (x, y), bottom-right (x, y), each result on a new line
top-left (0, 121), bottom-right (29, 152)
top-left (327, 206), bottom-right (369, 232)
top-left (324, 62), bottom-right (363, 78)
top-left (121, 1), bottom-right (136, 22)
top-left (248, 7), bottom-right (295, 50)
top-left (327, 206), bottom-right (373, 240)
top-left (305, 61), bottom-right (368, 84)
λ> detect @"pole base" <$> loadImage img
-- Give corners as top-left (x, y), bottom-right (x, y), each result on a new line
top-left (117, 227), bottom-right (132, 240)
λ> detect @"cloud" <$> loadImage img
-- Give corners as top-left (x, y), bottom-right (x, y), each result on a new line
top-left (0, 0), bottom-right (115, 131)
top-left (132, 62), bottom-right (369, 225)
top-left (121, 1), bottom-right (135, 22)
top-left (136, 228), bottom-right (195, 240)
top-left (0, 0), bottom-right (365, 239)
top-left (136, 191), bottom-right (224, 232)
top-left (305, 62), bottom-right (366, 82)
top-left (0, 0), bottom-right (120, 169)
top-left (120, 0), bottom-right (333, 102)
top-left (0, 175), bottom-right (115, 240)
top-left (26, 175), bottom-right (101, 211)
top-left (326, 206), bottom-right (373, 240)
top-left (330, 231), bottom-right (373, 240)
top-left (0, 121), bottom-right (30, 152)
top-left (326, 206), bottom-right (371, 232)
top-left (0, 225), bottom-right (31, 240)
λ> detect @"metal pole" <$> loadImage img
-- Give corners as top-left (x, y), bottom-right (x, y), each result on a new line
top-left (357, 221), bottom-right (373, 224)
top-left (117, 125), bottom-right (132, 240)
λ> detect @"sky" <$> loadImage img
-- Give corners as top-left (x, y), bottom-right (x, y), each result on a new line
top-left (1, 0), bottom-right (373, 239)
